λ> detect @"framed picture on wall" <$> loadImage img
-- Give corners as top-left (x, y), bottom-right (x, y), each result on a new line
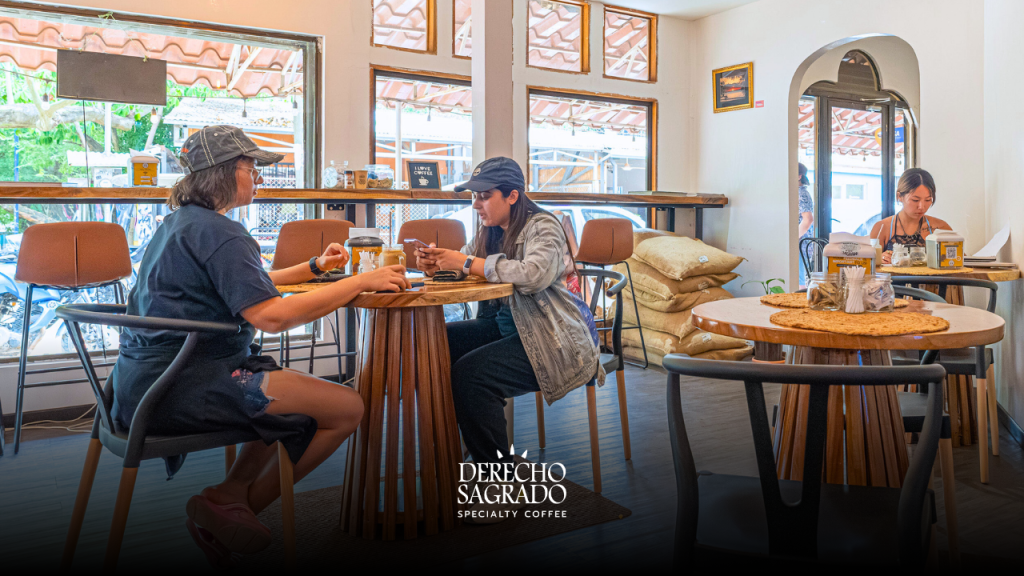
top-left (406, 160), bottom-right (441, 189)
top-left (713, 62), bottom-right (753, 113)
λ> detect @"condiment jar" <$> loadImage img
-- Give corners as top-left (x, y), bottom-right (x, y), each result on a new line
top-left (378, 244), bottom-right (407, 268)
top-left (909, 246), bottom-right (927, 267)
top-left (862, 273), bottom-right (895, 313)
top-left (345, 228), bottom-right (384, 275)
top-left (891, 244), bottom-right (911, 267)
top-left (807, 272), bottom-right (842, 311)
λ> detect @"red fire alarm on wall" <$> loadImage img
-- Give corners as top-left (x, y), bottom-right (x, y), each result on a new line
top-left (755, 100), bottom-right (764, 108)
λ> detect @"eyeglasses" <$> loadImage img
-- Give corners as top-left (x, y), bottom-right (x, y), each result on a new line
top-left (239, 166), bottom-right (263, 182)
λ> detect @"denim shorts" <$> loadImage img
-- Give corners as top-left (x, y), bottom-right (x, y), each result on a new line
top-left (231, 368), bottom-right (272, 418)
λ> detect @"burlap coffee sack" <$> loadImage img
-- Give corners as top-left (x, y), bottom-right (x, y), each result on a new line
top-left (625, 286), bottom-right (732, 313)
top-left (633, 235), bottom-right (744, 280)
top-left (623, 302), bottom-right (698, 340)
top-left (614, 258), bottom-right (738, 300)
top-left (623, 326), bottom-right (748, 357)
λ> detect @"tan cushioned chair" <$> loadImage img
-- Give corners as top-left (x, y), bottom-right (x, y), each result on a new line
top-left (575, 218), bottom-right (635, 266)
top-left (7, 222), bottom-right (131, 456)
top-left (396, 219), bottom-right (467, 271)
top-left (15, 222), bottom-right (132, 289)
top-left (271, 219), bottom-right (354, 270)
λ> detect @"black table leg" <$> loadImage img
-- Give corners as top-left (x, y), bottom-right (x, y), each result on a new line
top-left (694, 208), bottom-right (703, 241)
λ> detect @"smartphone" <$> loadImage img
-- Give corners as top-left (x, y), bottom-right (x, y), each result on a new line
top-left (403, 238), bottom-right (431, 250)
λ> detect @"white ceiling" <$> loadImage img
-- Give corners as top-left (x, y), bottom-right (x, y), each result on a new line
top-left (607, 0), bottom-right (761, 20)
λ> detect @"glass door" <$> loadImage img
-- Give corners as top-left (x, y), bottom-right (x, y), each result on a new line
top-left (826, 100), bottom-right (890, 237)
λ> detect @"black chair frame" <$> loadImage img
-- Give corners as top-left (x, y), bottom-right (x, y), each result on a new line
top-left (664, 357), bottom-right (945, 568)
top-left (55, 303), bottom-right (298, 571)
top-left (798, 237), bottom-right (828, 280)
top-left (578, 258), bottom-right (648, 369)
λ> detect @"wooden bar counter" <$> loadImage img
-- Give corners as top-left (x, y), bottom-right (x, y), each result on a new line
top-left (0, 186), bottom-right (727, 239)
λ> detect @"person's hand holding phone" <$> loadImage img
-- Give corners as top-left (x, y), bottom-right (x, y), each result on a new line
top-left (418, 246), bottom-right (465, 271)
top-left (413, 241), bottom-right (441, 276)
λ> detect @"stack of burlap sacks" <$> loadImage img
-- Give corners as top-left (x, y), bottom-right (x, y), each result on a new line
top-left (612, 229), bottom-right (753, 366)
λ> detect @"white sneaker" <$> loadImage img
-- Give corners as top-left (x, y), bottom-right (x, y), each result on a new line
top-left (462, 480), bottom-right (528, 525)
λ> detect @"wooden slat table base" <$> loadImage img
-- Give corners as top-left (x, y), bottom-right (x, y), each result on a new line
top-left (339, 306), bottom-right (464, 539)
top-left (773, 346), bottom-right (909, 488)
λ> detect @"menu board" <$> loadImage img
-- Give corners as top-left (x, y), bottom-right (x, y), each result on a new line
top-left (407, 161), bottom-right (441, 189)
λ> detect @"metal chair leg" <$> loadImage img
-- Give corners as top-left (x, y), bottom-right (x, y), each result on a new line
top-left (334, 310), bottom-right (344, 383)
top-left (103, 466), bottom-right (139, 572)
top-left (622, 261), bottom-right (649, 369)
top-left (307, 323), bottom-right (317, 374)
top-left (61, 438), bottom-right (103, 571)
top-left (13, 284), bottom-right (34, 454)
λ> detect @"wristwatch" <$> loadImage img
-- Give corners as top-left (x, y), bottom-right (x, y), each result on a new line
top-left (463, 256), bottom-right (474, 275)
top-left (309, 256), bottom-right (326, 276)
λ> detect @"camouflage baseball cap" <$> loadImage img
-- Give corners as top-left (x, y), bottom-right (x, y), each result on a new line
top-left (178, 125), bottom-right (284, 173)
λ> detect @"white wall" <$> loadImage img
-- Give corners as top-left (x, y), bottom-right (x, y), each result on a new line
top-left (1, 0), bottom-right (695, 415)
top-left (983, 0), bottom-right (1024, 424)
top-left (692, 0), bottom-right (985, 294)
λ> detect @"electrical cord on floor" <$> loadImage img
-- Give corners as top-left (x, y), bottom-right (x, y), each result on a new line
top-left (20, 403), bottom-right (96, 433)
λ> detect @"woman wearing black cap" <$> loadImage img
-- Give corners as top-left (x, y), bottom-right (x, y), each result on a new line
top-left (112, 125), bottom-right (410, 566)
top-left (416, 157), bottom-right (603, 522)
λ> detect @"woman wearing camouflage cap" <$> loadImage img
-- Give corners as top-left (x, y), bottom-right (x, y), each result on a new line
top-left (112, 125), bottom-right (409, 566)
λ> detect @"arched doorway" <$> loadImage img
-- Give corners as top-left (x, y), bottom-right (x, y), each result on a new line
top-left (800, 50), bottom-right (915, 242)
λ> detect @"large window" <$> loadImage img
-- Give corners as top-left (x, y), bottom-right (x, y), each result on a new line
top-left (0, 7), bottom-right (317, 358)
top-left (603, 6), bottom-right (656, 82)
top-left (527, 0), bottom-right (590, 73)
top-left (372, 70), bottom-right (471, 243)
top-left (527, 89), bottom-right (653, 231)
top-left (373, 0), bottom-right (437, 53)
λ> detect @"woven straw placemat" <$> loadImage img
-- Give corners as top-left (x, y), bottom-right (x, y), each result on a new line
top-left (770, 309), bottom-right (949, 336)
top-left (878, 266), bottom-right (974, 275)
top-left (760, 293), bottom-right (908, 309)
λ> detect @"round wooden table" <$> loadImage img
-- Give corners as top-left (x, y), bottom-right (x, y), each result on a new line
top-left (311, 279), bottom-right (513, 540)
top-left (691, 297), bottom-right (1004, 488)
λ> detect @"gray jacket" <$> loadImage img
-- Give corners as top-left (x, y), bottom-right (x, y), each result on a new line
top-left (463, 212), bottom-right (605, 403)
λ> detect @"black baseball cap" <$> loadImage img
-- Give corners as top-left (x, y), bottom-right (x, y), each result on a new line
top-left (179, 125), bottom-right (285, 173)
top-left (455, 157), bottom-right (526, 193)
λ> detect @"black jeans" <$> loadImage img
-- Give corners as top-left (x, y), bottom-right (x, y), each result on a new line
top-left (447, 317), bottom-right (541, 466)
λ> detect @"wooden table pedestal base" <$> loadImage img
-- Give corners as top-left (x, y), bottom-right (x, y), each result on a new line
top-left (340, 306), bottom-right (464, 540)
top-left (774, 346), bottom-right (909, 488)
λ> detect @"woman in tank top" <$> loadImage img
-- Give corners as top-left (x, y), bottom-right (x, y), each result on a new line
top-left (870, 168), bottom-right (952, 263)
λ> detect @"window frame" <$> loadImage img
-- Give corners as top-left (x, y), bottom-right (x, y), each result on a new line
top-left (525, 86), bottom-right (657, 195)
top-left (452, 0), bottom-right (472, 60)
top-left (601, 4), bottom-right (657, 83)
top-left (526, 0), bottom-right (591, 75)
top-left (0, 0), bottom-right (322, 187)
top-left (372, 0), bottom-right (438, 55)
